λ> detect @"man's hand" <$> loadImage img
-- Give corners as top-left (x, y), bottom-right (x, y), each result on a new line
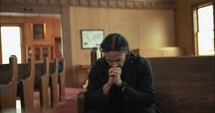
top-left (108, 75), bottom-right (114, 86)
top-left (108, 67), bottom-right (122, 86)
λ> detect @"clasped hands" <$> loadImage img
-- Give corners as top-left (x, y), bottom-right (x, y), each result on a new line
top-left (107, 66), bottom-right (122, 87)
top-left (103, 66), bottom-right (123, 95)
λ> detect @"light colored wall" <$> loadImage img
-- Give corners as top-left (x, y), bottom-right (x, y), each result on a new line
top-left (69, 6), bottom-right (176, 86)
top-left (139, 9), bottom-right (176, 48)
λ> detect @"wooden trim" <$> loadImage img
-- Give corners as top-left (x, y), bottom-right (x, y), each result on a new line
top-left (1, 0), bottom-right (176, 9)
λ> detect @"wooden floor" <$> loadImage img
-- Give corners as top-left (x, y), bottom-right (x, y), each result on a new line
top-left (9, 88), bottom-right (84, 113)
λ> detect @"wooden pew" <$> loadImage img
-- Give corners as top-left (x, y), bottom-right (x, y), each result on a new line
top-left (58, 58), bottom-right (65, 101)
top-left (77, 90), bottom-right (86, 113)
top-left (82, 48), bottom-right (98, 88)
top-left (17, 57), bottom-right (35, 111)
top-left (148, 56), bottom-right (214, 113)
top-left (0, 55), bottom-right (18, 111)
top-left (34, 57), bottom-right (50, 110)
top-left (34, 58), bottom-right (60, 109)
top-left (77, 56), bottom-right (215, 113)
top-left (49, 58), bottom-right (59, 107)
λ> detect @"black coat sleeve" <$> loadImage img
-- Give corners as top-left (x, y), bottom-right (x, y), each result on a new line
top-left (85, 60), bottom-right (109, 110)
top-left (123, 57), bottom-right (155, 108)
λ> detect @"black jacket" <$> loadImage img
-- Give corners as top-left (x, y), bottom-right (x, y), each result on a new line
top-left (85, 52), bottom-right (159, 113)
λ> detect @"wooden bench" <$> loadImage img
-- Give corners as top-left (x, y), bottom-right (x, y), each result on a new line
top-left (77, 56), bottom-right (215, 113)
top-left (0, 55), bottom-right (18, 111)
top-left (34, 58), bottom-right (60, 109)
top-left (34, 57), bottom-right (50, 110)
top-left (17, 57), bottom-right (35, 111)
top-left (49, 58), bottom-right (59, 108)
top-left (58, 58), bottom-right (65, 101)
top-left (149, 56), bottom-right (214, 113)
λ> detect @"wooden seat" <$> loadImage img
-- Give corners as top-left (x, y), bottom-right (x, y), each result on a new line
top-left (35, 57), bottom-right (50, 110)
top-left (17, 57), bottom-right (35, 111)
top-left (58, 58), bottom-right (65, 101)
top-left (0, 55), bottom-right (18, 111)
top-left (49, 58), bottom-right (59, 107)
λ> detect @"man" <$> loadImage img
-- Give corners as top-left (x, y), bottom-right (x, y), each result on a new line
top-left (85, 33), bottom-right (161, 113)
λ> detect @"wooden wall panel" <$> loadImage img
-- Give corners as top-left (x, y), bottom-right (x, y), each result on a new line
top-left (108, 9), bottom-right (140, 49)
top-left (139, 9), bottom-right (175, 48)
top-left (70, 6), bottom-right (177, 86)
top-left (71, 7), bottom-right (109, 65)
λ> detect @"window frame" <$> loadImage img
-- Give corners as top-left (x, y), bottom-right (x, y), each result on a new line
top-left (192, 2), bottom-right (215, 55)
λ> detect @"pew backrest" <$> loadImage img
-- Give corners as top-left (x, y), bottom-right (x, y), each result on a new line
top-left (0, 55), bottom-right (18, 87)
top-left (34, 57), bottom-right (50, 110)
top-left (59, 58), bottom-right (65, 101)
top-left (18, 58), bottom-right (35, 80)
top-left (0, 55), bottom-right (18, 111)
top-left (0, 64), bottom-right (10, 84)
top-left (148, 56), bottom-right (215, 113)
top-left (17, 57), bottom-right (35, 110)
top-left (34, 58), bottom-right (49, 89)
top-left (49, 58), bottom-right (59, 107)
top-left (49, 58), bottom-right (58, 78)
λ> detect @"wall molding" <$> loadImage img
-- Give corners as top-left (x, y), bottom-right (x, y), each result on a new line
top-left (1, 0), bottom-right (176, 9)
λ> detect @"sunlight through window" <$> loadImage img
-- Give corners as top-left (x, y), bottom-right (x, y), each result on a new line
top-left (1, 26), bottom-right (22, 64)
top-left (197, 5), bottom-right (214, 55)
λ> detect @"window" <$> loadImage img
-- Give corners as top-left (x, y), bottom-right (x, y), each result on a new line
top-left (0, 26), bottom-right (22, 64)
top-left (193, 4), bottom-right (214, 55)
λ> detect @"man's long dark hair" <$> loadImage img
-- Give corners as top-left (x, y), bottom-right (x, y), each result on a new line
top-left (100, 33), bottom-right (129, 56)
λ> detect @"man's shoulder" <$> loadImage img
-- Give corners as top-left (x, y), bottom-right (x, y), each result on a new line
top-left (129, 52), bottom-right (148, 63)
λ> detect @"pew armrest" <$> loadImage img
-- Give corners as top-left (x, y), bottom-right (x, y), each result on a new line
top-left (77, 90), bottom-right (86, 113)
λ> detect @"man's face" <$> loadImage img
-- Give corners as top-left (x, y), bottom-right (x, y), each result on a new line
top-left (104, 51), bottom-right (126, 68)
